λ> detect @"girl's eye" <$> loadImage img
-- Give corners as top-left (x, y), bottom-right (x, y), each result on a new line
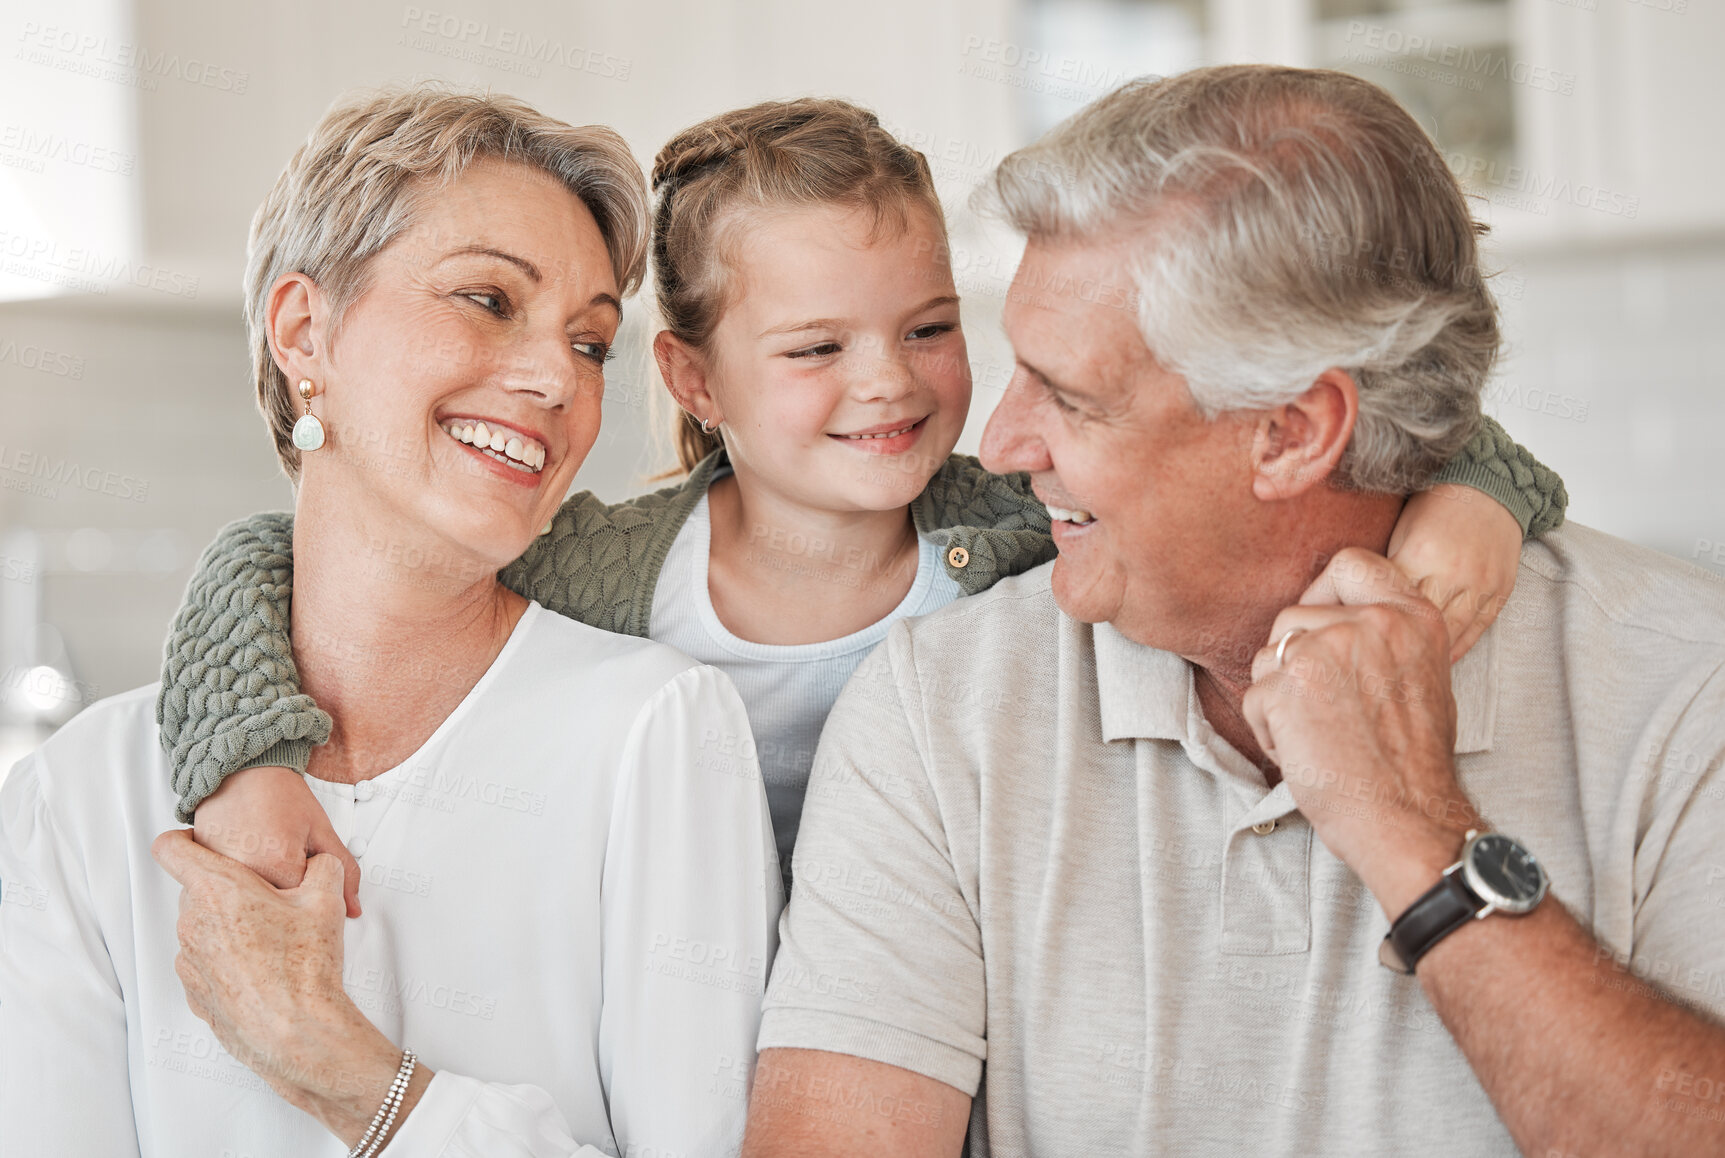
top-left (908, 322), bottom-right (957, 341)
top-left (572, 341), bottom-right (613, 365)
top-left (786, 341), bottom-right (842, 359)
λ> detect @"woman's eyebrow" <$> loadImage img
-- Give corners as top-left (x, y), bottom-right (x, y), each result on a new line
top-left (438, 245), bottom-right (542, 282)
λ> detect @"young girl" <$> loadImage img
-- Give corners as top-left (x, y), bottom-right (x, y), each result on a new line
top-left (158, 98), bottom-right (1565, 906)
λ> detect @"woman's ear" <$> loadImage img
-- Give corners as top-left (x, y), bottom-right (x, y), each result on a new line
top-left (1250, 368), bottom-right (1360, 501)
top-left (265, 273), bottom-right (326, 383)
top-left (653, 330), bottom-right (721, 427)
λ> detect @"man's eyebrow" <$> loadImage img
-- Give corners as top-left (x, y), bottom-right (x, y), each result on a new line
top-left (438, 245), bottom-right (542, 282)
top-left (1020, 358), bottom-right (1096, 402)
top-left (587, 292), bottom-right (621, 316)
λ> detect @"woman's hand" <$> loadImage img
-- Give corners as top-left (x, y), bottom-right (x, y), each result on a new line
top-left (1386, 483), bottom-right (1524, 663)
top-left (194, 766), bottom-right (362, 918)
top-left (151, 831), bottom-right (430, 1147)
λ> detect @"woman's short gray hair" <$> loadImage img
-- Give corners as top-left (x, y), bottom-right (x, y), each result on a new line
top-left (246, 83), bottom-right (650, 480)
top-left (985, 65), bottom-right (1499, 493)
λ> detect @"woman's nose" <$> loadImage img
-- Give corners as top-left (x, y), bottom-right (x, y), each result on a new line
top-left (496, 332), bottom-right (581, 410)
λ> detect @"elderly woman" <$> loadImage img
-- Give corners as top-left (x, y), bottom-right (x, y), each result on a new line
top-left (0, 87), bottom-right (779, 1157)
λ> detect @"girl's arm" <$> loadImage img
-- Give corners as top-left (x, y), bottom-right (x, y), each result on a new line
top-left (155, 492), bottom-right (631, 900)
top-left (1389, 414), bottom-right (1569, 661)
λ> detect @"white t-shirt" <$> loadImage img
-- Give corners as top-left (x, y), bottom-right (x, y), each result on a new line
top-left (651, 481), bottom-right (963, 886)
top-left (0, 603), bottom-right (782, 1158)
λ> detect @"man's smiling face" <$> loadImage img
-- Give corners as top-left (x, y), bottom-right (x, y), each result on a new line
top-left (979, 234), bottom-right (1267, 655)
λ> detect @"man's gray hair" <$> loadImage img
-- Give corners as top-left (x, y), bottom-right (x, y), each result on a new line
top-left (987, 65), bottom-right (1499, 492)
top-left (247, 83), bottom-right (650, 481)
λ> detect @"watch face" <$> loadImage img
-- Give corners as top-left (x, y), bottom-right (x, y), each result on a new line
top-left (1465, 833), bottom-right (1548, 911)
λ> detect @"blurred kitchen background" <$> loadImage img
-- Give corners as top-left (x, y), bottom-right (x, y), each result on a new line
top-left (3, 0), bottom-right (1722, 776)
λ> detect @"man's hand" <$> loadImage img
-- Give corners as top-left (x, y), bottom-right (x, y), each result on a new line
top-left (1387, 483), bottom-right (1523, 663)
top-left (151, 831), bottom-right (415, 1146)
top-left (194, 766), bottom-right (362, 918)
top-left (1241, 547), bottom-right (1479, 915)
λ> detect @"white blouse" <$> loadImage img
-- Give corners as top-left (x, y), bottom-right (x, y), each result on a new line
top-left (0, 602), bottom-right (782, 1157)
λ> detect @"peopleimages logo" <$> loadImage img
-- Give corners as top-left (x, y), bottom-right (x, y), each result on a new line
top-left (1342, 22), bottom-right (1577, 95)
top-left (398, 7), bottom-right (632, 79)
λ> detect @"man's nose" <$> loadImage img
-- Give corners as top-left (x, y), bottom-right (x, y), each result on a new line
top-left (980, 368), bottom-right (1050, 475)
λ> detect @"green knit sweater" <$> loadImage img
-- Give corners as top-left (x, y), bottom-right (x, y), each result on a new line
top-left (156, 418), bottom-right (1565, 821)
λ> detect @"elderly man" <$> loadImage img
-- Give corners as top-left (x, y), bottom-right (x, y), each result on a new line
top-left (741, 65), bottom-right (1725, 1156)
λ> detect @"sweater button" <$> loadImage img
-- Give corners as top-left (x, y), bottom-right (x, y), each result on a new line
top-left (946, 546), bottom-right (970, 569)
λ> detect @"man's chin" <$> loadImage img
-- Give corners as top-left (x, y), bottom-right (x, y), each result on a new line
top-left (1049, 557), bottom-right (1118, 625)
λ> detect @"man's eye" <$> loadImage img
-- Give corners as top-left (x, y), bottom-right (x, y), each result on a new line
top-left (787, 341), bottom-right (842, 359)
top-left (572, 341), bottom-right (612, 364)
top-left (1049, 391), bottom-right (1080, 414)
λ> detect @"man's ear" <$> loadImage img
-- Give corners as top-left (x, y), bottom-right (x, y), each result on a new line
top-left (653, 330), bottom-right (721, 426)
top-left (264, 273), bottom-right (327, 383)
top-left (1249, 368), bottom-right (1359, 501)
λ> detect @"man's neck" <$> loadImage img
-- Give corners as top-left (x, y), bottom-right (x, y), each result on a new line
top-left (1181, 489), bottom-right (1406, 783)
top-left (290, 484), bottom-right (526, 783)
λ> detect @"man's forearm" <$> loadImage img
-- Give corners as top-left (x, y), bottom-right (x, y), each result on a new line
top-left (1417, 895), bottom-right (1725, 1156)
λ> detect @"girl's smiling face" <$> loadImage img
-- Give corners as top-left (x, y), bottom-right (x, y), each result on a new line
top-left (694, 200), bottom-right (972, 513)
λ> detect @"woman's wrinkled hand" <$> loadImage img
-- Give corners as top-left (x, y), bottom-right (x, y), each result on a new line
top-left (193, 766), bottom-right (362, 918)
top-left (1386, 483), bottom-right (1524, 663)
top-left (151, 831), bottom-right (400, 1140)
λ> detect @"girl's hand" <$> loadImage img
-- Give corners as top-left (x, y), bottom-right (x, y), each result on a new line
top-left (193, 766), bottom-right (362, 918)
top-left (1386, 483), bottom-right (1524, 663)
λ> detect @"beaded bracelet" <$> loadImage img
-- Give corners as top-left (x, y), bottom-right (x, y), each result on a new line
top-left (348, 1049), bottom-right (417, 1158)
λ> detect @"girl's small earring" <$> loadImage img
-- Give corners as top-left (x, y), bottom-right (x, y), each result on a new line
top-left (292, 379), bottom-right (326, 452)
top-left (699, 417), bottom-right (715, 436)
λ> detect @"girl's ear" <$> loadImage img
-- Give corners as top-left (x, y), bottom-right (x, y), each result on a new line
top-left (654, 330), bottom-right (722, 427)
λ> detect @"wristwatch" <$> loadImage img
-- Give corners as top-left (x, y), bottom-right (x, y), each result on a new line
top-left (1379, 829), bottom-right (1549, 974)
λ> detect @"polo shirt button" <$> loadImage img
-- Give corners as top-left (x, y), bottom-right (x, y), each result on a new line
top-left (947, 546), bottom-right (970, 569)
top-left (349, 837), bottom-right (369, 858)
top-left (355, 781), bottom-right (375, 802)
top-left (1251, 820), bottom-right (1277, 835)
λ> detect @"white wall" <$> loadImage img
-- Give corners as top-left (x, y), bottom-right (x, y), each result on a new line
top-left (3, 0), bottom-right (1723, 755)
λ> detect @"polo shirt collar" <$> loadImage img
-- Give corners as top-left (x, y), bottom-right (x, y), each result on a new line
top-left (1092, 617), bottom-right (1500, 755)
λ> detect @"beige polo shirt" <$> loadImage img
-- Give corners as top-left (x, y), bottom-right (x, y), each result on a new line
top-left (757, 523), bottom-right (1725, 1156)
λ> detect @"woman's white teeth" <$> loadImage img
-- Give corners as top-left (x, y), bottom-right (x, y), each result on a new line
top-left (840, 422), bottom-right (918, 440)
top-left (1047, 505), bottom-right (1095, 525)
top-left (441, 421), bottom-right (546, 472)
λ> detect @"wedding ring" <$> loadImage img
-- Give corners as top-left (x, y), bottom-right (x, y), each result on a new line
top-left (1274, 627), bottom-right (1307, 670)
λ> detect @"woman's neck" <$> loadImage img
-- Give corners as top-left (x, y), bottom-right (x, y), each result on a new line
top-left (290, 491), bottom-right (527, 784)
top-left (704, 469), bottom-right (922, 646)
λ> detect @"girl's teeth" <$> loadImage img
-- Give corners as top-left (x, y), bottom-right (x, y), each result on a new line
top-left (473, 422), bottom-right (491, 447)
top-left (843, 423), bottom-right (916, 440)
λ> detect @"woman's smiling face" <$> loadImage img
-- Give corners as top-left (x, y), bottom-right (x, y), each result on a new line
top-left (287, 158), bottom-right (620, 576)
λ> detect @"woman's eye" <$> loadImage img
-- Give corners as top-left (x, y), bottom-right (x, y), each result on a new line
top-left (787, 341), bottom-right (842, 359)
top-left (572, 340), bottom-right (612, 364)
top-left (908, 322), bottom-right (956, 341)
top-left (461, 291), bottom-right (508, 314)
top-left (1049, 391), bottom-right (1079, 414)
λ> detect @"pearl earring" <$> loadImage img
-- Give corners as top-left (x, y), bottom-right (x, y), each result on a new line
top-left (292, 379), bottom-right (326, 452)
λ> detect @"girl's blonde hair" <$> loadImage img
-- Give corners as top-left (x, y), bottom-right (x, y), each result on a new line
top-left (649, 99), bottom-right (945, 473)
top-left (248, 83), bottom-right (649, 481)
